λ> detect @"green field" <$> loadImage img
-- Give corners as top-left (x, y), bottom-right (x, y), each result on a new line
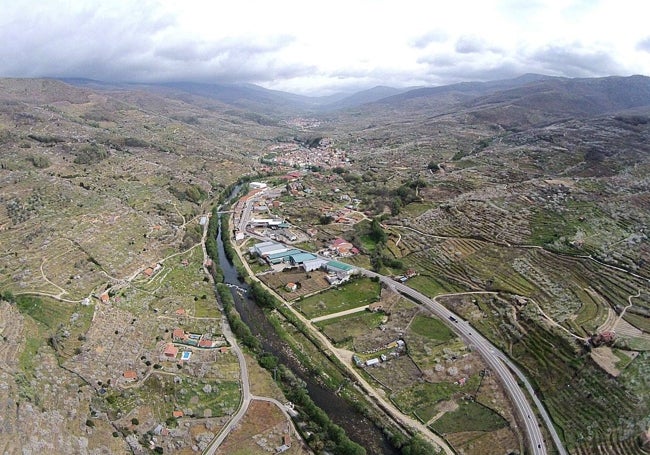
top-left (431, 400), bottom-right (508, 433)
top-left (405, 274), bottom-right (462, 297)
top-left (295, 277), bottom-right (381, 319)
top-left (392, 381), bottom-right (459, 421)
top-left (315, 311), bottom-right (386, 346)
top-left (409, 315), bottom-right (455, 342)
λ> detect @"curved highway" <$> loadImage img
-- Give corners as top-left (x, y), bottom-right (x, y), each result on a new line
top-left (363, 269), bottom-right (567, 455)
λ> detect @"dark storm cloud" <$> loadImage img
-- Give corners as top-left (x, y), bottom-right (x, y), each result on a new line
top-left (0, 1), bottom-right (175, 80)
top-left (530, 45), bottom-right (621, 76)
top-left (0, 1), bottom-right (306, 85)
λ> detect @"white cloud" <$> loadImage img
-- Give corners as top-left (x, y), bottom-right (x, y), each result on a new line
top-left (0, 0), bottom-right (649, 94)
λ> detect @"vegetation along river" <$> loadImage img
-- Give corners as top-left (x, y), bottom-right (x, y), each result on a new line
top-left (216, 216), bottom-right (398, 455)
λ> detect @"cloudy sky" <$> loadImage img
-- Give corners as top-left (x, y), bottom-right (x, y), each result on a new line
top-left (2, 0), bottom-right (650, 95)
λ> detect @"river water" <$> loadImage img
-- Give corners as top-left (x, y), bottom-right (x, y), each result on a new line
top-left (215, 215), bottom-right (398, 455)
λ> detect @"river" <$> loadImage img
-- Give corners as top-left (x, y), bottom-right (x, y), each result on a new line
top-left (216, 214), bottom-right (398, 455)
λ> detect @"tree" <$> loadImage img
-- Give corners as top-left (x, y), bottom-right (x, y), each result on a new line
top-left (369, 218), bottom-right (387, 244)
top-left (427, 161), bottom-right (440, 171)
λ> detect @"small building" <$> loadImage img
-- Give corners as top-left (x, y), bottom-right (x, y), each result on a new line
top-left (172, 328), bottom-right (186, 341)
top-left (198, 339), bottom-right (214, 348)
top-left (175, 308), bottom-right (186, 316)
top-left (250, 181), bottom-right (268, 189)
top-left (164, 344), bottom-right (179, 358)
top-left (330, 238), bottom-right (354, 255)
top-left (326, 260), bottom-right (356, 275)
top-left (123, 370), bottom-right (137, 380)
top-left (143, 267), bottom-right (154, 277)
top-left (366, 358), bottom-right (380, 367)
top-left (286, 282), bottom-right (298, 292)
top-left (405, 268), bottom-right (417, 278)
top-left (172, 410), bottom-right (184, 418)
top-left (99, 293), bottom-right (109, 304)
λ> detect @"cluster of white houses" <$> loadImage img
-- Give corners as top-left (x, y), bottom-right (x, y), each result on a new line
top-left (250, 241), bottom-right (357, 285)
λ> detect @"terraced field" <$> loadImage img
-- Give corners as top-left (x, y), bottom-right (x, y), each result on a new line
top-left (439, 293), bottom-right (649, 452)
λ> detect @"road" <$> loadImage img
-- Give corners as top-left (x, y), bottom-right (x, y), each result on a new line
top-left (368, 270), bottom-right (567, 455)
top-left (201, 216), bottom-right (252, 455)
top-left (233, 195), bottom-right (566, 455)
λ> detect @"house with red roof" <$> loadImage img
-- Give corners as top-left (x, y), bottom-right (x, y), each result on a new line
top-left (172, 328), bottom-right (186, 341)
top-left (123, 370), bottom-right (137, 380)
top-left (164, 344), bottom-right (179, 358)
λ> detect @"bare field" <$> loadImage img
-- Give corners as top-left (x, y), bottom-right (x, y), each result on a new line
top-left (257, 269), bottom-right (331, 301)
top-left (216, 400), bottom-right (308, 455)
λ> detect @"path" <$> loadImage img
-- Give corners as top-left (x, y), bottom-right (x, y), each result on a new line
top-left (310, 304), bottom-right (369, 323)
top-left (528, 298), bottom-right (589, 342)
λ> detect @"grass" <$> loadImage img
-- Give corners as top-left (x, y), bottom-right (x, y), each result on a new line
top-left (622, 312), bottom-right (650, 332)
top-left (391, 381), bottom-right (457, 420)
top-left (175, 379), bottom-right (241, 417)
top-left (194, 297), bottom-right (220, 318)
top-left (399, 202), bottom-right (435, 218)
top-left (409, 315), bottom-right (455, 342)
top-left (430, 400), bottom-right (508, 434)
top-left (613, 349), bottom-right (635, 370)
top-left (406, 274), bottom-right (462, 297)
top-left (295, 277), bottom-right (381, 319)
top-left (574, 290), bottom-right (601, 327)
top-left (315, 311), bottom-right (386, 346)
top-left (19, 335), bottom-right (43, 376)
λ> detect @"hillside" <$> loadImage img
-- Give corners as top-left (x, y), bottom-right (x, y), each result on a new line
top-left (0, 74), bottom-right (649, 454)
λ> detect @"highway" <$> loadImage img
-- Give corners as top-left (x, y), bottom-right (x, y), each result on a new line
top-left (234, 195), bottom-right (567, 455)
top-left (367, 270), bottom-right (567, 455)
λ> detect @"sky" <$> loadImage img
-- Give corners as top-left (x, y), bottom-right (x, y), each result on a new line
top-left (2, 0), bottom-right (650, 95)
